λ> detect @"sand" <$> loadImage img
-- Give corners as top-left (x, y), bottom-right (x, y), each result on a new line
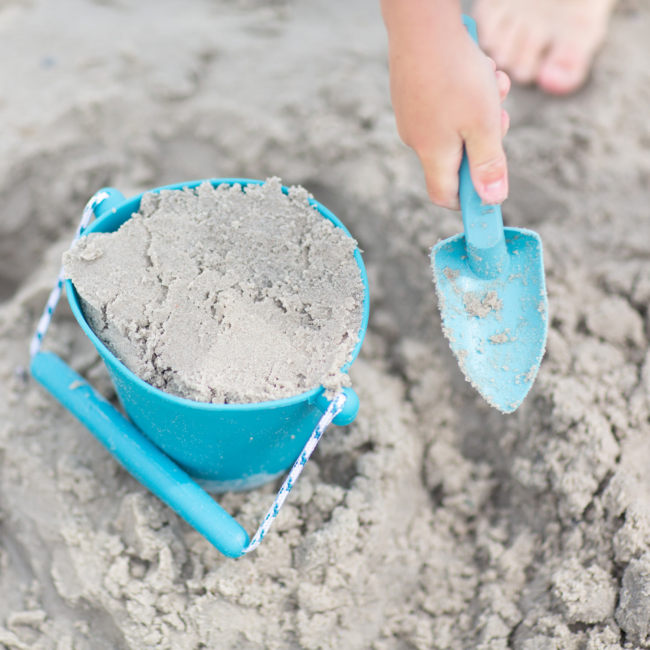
top-left (2, 0), bottom-right (650, 648)
top-left (463, 290), bottom-right (503, 319)
top-left (63, 179), bottom-right (364, 404)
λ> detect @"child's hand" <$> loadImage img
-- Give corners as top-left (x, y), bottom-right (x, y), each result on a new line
top-left (382, 0), bottom-right (510, 210)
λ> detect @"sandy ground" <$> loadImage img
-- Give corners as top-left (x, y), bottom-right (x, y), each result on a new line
top-left (2, 0), bottom-right (650, 648)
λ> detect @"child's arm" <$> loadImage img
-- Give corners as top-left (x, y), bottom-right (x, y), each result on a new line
top-left (381, 0), bottom-right (510, 209)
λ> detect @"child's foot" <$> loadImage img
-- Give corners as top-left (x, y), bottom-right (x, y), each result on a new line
top-left (473, 0), bottom-right (617, 95)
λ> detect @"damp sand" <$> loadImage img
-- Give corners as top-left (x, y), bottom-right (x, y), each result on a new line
top-left (463, 290), bottom-right (502, 318)
top-left (63, 179), bottom-right (364, 404)
top-left (2, 1), bottom-right (650, 649)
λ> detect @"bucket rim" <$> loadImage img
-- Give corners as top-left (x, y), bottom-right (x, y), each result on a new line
top-left (66, 177), bottom-right (369, 412)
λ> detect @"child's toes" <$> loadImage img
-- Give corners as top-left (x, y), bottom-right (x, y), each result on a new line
top-left (510, 29), bottom-right (549, 84)
top-left (537, 41), bottom-right (592, 95)
top-left (474, 0), bottom-right (509, 53)
top-left (489, 18), bottom-right (522, 71)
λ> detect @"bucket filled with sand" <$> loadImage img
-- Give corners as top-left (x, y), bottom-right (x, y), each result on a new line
top-left (59, 178), bottom-right (368, 494)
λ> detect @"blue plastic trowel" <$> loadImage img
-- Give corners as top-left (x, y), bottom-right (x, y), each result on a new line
top-left (430, 16), bottom-right (548, 414)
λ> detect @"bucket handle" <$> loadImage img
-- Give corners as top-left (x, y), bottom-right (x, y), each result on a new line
top-left (30, 351), bottom-right (348, 557)
top-left (29, 190), bottom-right (354, 558)
top-left (31, 350), bottom-right (250, 557)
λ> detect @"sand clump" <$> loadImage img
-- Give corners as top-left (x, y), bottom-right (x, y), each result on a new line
top-left (63, 179), bottom-right (364, 404)
top-left (463, 290), bottom-right (503, 318)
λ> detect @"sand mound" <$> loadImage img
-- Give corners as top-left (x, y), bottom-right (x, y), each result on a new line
top-left (64, 179), bottom-right (364, 404)
top-left (1, 1), bottom-right (650, 649)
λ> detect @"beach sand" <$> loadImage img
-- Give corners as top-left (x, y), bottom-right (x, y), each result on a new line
top-left (1, 0), bottom-right (650, 647)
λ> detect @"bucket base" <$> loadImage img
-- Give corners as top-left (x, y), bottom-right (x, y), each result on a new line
top-left (196, 469), bottom-right (285, 494)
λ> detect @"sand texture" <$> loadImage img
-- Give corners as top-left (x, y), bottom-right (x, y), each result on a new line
top-left (3, 0), bottom-right (650, 648)
top-left (63, 179), bottom-right (364, 404)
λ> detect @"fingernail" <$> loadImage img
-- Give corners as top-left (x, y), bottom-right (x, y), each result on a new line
top-left (482, 178), bottom-right (507, 204)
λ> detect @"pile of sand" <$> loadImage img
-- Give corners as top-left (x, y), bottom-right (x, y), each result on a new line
top-left (64, 179), bottom-right (364, 404)
top-left (2, 1), bottom-right (650, 649)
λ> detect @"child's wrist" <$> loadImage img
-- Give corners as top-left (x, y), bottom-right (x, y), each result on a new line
top-left (381, 0), bottom-right (465, 45)
top-left (382, 0), bottom-right (471, 70)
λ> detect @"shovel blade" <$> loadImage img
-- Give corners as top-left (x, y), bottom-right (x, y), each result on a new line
top-left (431, 227), bottom-right (548, 414)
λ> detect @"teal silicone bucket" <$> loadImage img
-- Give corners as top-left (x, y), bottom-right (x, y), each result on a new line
top-left (64, 179), bottom-right (369, 493)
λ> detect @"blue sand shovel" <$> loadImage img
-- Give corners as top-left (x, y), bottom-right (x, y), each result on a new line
top-left (430, 16), bottom-right (548, 414)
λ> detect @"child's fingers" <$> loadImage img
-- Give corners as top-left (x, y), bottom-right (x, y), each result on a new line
top-left (496, 70), bottom-right (510, 102)
top-left (418, 104), bottom-right (508, 208)
top-left (501, 108), bottom-right (510, 137)
top-left (464, 119), bottom-right (509, 204)
top-left (419, 145), bottom-right (464, 210)
top-left (487, 58), bottom-right (510, 102)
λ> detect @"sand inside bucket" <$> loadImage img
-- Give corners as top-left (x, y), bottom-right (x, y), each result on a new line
top-left (63, 178), bottom-right (364, 404)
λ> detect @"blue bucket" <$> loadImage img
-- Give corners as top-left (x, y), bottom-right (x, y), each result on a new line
top-left (64, 179), bottom-right (369, 493)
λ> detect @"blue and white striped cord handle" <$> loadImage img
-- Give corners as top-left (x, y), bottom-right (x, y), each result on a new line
top-left (29, 191), bottom-right (109, 359)
top-left (243, 391), bottom-right (346, 553)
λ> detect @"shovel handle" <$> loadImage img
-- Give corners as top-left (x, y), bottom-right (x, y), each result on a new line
top-left (459, 15), bottom-right (508, 280)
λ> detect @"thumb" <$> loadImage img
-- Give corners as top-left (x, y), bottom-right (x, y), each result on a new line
top-left (464, 121), bottom-right (508, 205)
